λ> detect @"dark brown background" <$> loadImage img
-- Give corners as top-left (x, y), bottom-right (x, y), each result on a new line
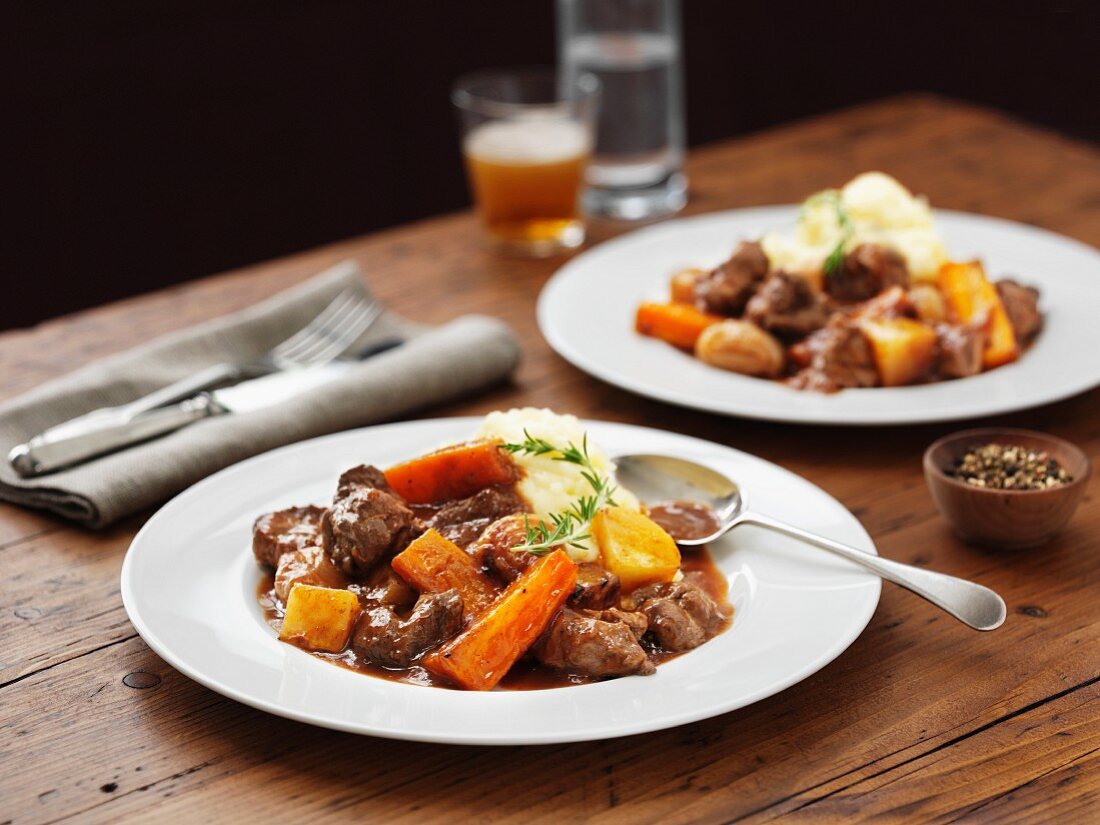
top-left (5, 0), bottom-right (1098, 329)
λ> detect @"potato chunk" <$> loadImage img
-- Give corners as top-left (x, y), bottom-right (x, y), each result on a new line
top-left (858, 317), bottom-right (938, 387)
top-left (592, 506), bottom-right (681, 592)
top-left (279, 584), bottom-right (361, 653)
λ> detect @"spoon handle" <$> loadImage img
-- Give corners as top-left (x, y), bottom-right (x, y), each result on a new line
top-left (738, 511), bottom-right (1007, 631)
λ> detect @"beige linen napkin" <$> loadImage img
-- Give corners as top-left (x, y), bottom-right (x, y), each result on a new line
top-left (0, 261), bottom-right (521, 527)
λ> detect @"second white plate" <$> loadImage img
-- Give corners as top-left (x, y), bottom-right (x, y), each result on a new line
top-left (538, 207), bottom-right (1100, 424)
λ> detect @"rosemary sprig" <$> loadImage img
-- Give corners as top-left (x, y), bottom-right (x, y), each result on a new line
top-left (823, 239), bottom-right (848, 278)
top-left (502, 430), bottom-right (618, 555)
top-left (514, 512), bottom-right (591, 555)
top-left (803, 189), bottom-right (853, 278)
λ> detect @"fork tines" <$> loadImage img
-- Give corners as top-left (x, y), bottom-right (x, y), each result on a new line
top-left (272, 291), bottom-right (382, 368)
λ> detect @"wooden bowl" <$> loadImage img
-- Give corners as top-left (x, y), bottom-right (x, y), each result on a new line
top-left (923, 428), bottom-right (1091, 549)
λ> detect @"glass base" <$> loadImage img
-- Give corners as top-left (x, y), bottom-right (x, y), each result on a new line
top-left (582, 173), bottom-right (688, 221)
top-left (484, 219), bottom-right (585, 258)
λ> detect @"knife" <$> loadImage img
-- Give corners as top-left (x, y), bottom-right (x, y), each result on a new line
top-left (18, 336), bottom-right (405, 451)
top-left (11, 358), bottom-right (361, 477)
top-left (10, 337), bottom-right (404, 478)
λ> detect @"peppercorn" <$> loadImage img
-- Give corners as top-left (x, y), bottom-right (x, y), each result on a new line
top-left (949, 443), bottom-right (1072, 491)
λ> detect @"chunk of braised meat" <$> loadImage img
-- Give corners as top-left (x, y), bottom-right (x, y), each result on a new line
top-left (849, 285), bottom-right (917, 321)
top-left (694, 240), bottom-right (770, 316)
top-left (908, 284), bottom-right (948, 323)
top-left (352, 589), bottom-right (464, 669)
top-left (535, 608), bottom-right (655, 678)
top-left (601, 607), bottom-right (649, 640)
top-left (426, 485), bottom-right (529, 549)
top-left (745, 271), bottom-right (829, 338)
top-left (274, 544), bottom-right (349, 601)
top-left (469, 513), bottom-right (539, 583)
top-left (569, 563), bottom-right (622, 610)
top-left (996, 279), bottom-right (1043, 343)
top-left (352, 565), bottom-right (419, 610)
top-left (935, 323), bottom-right (984, 379)
top-left (788, 319), bottom-right (879, 392)
top-left (827, 243), bottom-right (910, 303)
top-left (633, 580), bottom-right (724, 652)
top-left (336, 464), bottom-right (395, 498)
top-left (252, 505), bottom-right (326, 568)
top-left (323, 487), bottom-right (420, 575)
top-left (731, 238), bottom-right (770, 279)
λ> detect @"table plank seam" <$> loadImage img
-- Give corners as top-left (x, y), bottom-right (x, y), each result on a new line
top-left (781, 672), bottom-right (1100, 817)
top-left (0, 632), bottom-right (138, 692)
top-left (940, 743), bottom-right (1100, 825)
top-left (0, 527), bottom-right (63, 553)
top-left (42, 760), bottom-right (216, 825)
top-left (715, 744), bottom-right (924, 824)
top-left (715, 671), bottom-right (1100, 824)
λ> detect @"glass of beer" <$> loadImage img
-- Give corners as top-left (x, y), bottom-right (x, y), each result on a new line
top-left (453, 69), bottom-right (599, 256)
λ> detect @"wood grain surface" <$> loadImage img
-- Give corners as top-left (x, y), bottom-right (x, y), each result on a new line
top-left (2, 94), bottom-right (1098, 824)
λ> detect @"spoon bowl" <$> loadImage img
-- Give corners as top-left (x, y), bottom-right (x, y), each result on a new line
top-left (615, 453), bottom-right (743, 541)
top-left (616, 453), bottom-right (1007, 631)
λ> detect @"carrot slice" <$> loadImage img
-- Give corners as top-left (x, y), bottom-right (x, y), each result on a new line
top-left (384, 440), bottom-right (518, 505)
top-left (636, 302), bottom-right (723, 350)
top-left (422, 550), bottom-right (578, 691)
top-left (938, 261), bottom-right (1019, 368)
top-left (391, 529), bottom-right (499, 619)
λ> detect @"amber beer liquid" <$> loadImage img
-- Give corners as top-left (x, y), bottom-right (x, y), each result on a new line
top-left (463, 118), bottom-right (590, 254)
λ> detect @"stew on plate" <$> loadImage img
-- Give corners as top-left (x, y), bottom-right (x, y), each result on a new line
top-left (252, 412), bottom-right (733, 691)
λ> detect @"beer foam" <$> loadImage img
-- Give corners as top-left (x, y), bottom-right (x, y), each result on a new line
top-left (465, 118), bottom-right (590, 165)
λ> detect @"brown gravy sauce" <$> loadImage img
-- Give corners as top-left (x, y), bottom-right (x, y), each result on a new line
top-left (647, 499), bottom-right (722, 542)
top-left (259, 500), bottom-right (732, 690)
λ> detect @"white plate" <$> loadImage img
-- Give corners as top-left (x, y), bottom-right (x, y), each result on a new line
top-left (539, 207), bottom-right (1100, 425)
top-left (121, 418), bottom-right (880, 745)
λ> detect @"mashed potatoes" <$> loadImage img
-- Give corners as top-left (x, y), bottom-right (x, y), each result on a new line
top-left (762, 172), bottom-right (948, 282)
top-left (476, 408), bottom-right (640, 562)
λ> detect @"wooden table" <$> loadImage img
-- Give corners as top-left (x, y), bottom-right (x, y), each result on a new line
top-left (3, 95), bottom-right (1098, 824)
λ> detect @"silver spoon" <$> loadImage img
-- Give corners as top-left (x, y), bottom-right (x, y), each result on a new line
top-left (615, 453), bottom-right (1007, 631)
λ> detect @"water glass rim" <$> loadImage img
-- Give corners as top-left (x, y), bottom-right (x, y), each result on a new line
top-left (452, 67), bottom-right (599, 118)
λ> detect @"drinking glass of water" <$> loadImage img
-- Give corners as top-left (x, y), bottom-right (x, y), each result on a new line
top-left (557, 0), bottom-right (687, 220)
top-left (453, 69), bottom-right (599, 257)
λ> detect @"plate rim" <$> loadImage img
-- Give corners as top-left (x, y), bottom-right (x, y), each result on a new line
top-left (120, 416), bottom-right (882, 745)
top-left (538, 205), bottom-right (1100, 425)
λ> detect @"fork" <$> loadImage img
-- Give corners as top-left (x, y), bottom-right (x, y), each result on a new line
top-left (10, 290), bottom-right (382, 474)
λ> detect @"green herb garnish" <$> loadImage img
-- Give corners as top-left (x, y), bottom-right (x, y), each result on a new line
top-left (502, 431), bottom-right (618, 555)
top-left (803, 189), bottom-right (853, 278)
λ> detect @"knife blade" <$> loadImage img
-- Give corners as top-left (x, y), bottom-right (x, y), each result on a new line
top-left (11, 360), bottom-right (359, 477)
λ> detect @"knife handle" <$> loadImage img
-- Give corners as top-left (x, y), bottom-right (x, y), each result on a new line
top-left (28, 362), bottom-right (246, 443)
top-left (9, 394), bottom-right (225, 477)
top-left (114, 362), bottom-right (246, 419)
